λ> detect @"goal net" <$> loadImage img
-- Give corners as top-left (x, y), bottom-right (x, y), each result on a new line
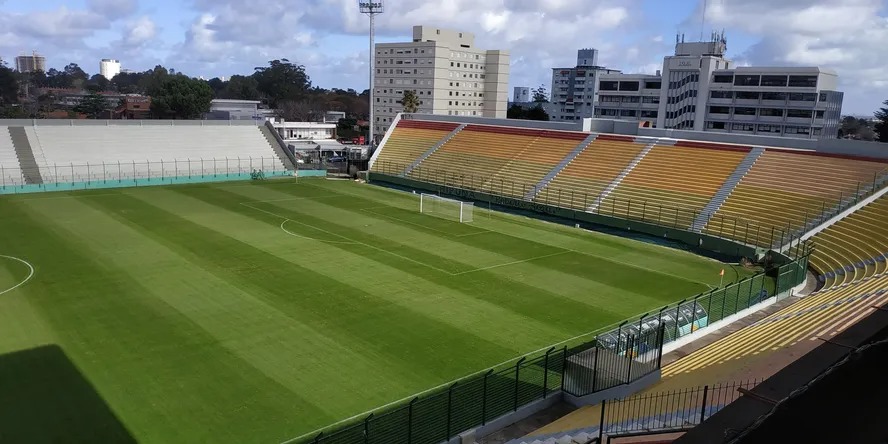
top-left (420, 193), bottom-right (474, 223)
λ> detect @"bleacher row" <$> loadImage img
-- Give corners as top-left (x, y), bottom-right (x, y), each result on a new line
top-left (0, 124), bottom-right (286, 186)
top-left (372, 119), bottom-right (888, 289)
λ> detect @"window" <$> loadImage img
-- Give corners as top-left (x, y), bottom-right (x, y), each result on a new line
top-left (732, 123), bottom-right (755, 131)
top-left (785, 126), bottom-right (811, 135)
top-left (757, 124), bottom-right (781, 133)
top-left (733, 75), bottom-right (760, 86)
top-left (599, 81), bottom-right (619, 91)
top-left (620, 109), bottom-right (637, 117)
top-left (736, 91), bottom-right (760, 100)
top-left (707, 121), bottom-right (726, 130)
top-left (600, 95), bottom-right (621, 103)
top-left (640, 110), bottom-right (658, 118)
top-left (644, 81), bottom-right (661, 89)
top-left (759, 108), bottom-right (784, 117)
top-left (788, 93), bottom-right (816, 102)
top-left (713, 74), bottom-right (734, 83)
top-left (761, 75), bottom-right (787, 87)
top-left (450, 62), bottom-right (454, 67)
top-left (376, 69), bottom-right (380, 74)
top-left (819, 92), bottom-right (828, 102)
top-left (710, 90), bottom-right (732, 99)
top-left (600, 108), bottom-right (618, 116)
top-left (642, 96), bottom-right (660, 104)
top-left (788, 75), bottom-right (818, 87)
top-left (619, 81), bottom-right (640, 91)
top-left (813, 128), bottom-right (822, 136)
top-left (815, 110), bottom-right (825, 118)
top-left (762, 92), bottom-right (787, 101)
top-left (787, 109), bottom-right (813, 118)
top-left (709, 106), bottom-right (730, 114)
top-left (734, 107), bottom-right (756, 115)
top-left (624, 96), bottom-right (640, 103)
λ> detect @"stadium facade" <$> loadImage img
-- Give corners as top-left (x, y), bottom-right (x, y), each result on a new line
top-left (372, 25), bottom-right (510, 137)
top-left (550, 34), bottom-right (844, 139)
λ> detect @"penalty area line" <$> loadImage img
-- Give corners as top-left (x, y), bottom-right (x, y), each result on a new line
top-left (451, 251), bottom-right (572, 276)
top-left (0, 255), bottom-right (36, 296)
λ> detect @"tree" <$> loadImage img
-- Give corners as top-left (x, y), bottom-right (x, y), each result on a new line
top-left (149, 76), bottom-right (213, 119)
top-left (876, 100), bottom-right (888, 143)
top-left (111, 71), bottom-right (146, 94)
top-left (253, 59), bottom-right (311, 107)
top-left (207, 77), bottom-right (226, 96)
top-left (87, 74), bottom-right (110, 92)
top-left (64, 63), bottom-right (89, 89)
top-left (401, 90), bottom-right (419, 113)
top-left (532, 84), bottom-right (549, 103)
top-left (507, 103), bottom-right (549, 121)
top-left (277, 97), bottom-right (326, 122)
top-left (0, 63), bottom-right (19, 106)
top-left (74, 91), bottom-right (112, 118)
top-left (221, 75), bottom-right (260, 100)
top-left (140, 65), bottom-right (172, 96)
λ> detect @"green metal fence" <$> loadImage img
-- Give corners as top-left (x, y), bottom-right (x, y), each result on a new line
top-left (300, 253), bottom-right (810, 444)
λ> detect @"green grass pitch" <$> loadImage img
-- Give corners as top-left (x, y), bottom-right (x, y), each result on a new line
top-left (0, 178), bottom-right (753, 443)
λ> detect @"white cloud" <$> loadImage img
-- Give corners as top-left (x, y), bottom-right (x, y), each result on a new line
top-left (121, 16), bottom-right (157, 48)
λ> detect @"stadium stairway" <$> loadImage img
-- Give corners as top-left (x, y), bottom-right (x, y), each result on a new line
top-left (258, 122), bottom-right (297, 170)
top-left (7, 127), bottom-right (42, 185)
top-left (689, 147), bottom-right (764, 233)
top-left (523, 133), bottom-right (597, 201)
top-left (515, 274), bottom-right (888, 444)
top-left (403, 123), bottom-right (467, 176)
top-left (586, 137), bottom-right (668, 213)
top-left (0, 127), bottom-right (25, 186)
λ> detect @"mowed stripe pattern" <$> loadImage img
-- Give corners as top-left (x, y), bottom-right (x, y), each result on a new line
top-left (0, 179), bottom-right (732, 443)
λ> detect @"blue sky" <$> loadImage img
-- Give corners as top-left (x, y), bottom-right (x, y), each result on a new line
top-left (1, 0), bottom-right (886, 115)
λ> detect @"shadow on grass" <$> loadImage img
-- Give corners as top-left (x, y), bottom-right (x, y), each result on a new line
top-left (0, 345), bottom-right (135, 444)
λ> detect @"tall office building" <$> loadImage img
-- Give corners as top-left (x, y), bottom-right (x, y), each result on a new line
top-left (556, 33), bottom-right (844, 139)
top-left (15, 52), bottom-right (46, 73)
top-left (548, 49), bottom-right (621, 121)
top-left (100, 59), bottom-right (121, 80)
top-left (373, 25), bottom-right (510, 137)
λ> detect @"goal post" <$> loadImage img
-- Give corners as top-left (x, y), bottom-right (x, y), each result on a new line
top-left (419, 193), bottom-right (474, 223)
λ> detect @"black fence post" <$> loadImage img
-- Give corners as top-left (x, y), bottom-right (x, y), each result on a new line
top-left (363, 413), bottom-right (373, 444)
top-left (598, 399), bottom-right (607, 442)
top-left (481, 369), bottom-right (493, 425)
top-left (561, 346), bottom-right (568, 391)
top-left (407, 397), bottom-right (418, 444)
top-left (657, 324), bottom-right (666, 368)
top-left (514, 357), bottom-right (526, 412)
top-left (626, 335), bottom-right (635, 383)
top-left (592, 341), bottom-right (600, 393)
top-left (543, 347), bottom-right (554, 398)
top-left (446, 382), bottom-right (457, 440)
top-left (699, 385), bottom-right (710, 423)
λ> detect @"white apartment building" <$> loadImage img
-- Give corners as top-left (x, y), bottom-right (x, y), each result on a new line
top-left (549, 49), bottom-right (621, 121)
top-left (555, 34), bottom-right (844, 139)
top-left (373, 25), bottom-right (510, 137)
top-left (100, 59), bottom-right (121, 80)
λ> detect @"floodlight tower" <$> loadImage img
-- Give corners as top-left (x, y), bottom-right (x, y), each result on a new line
top-left (359, 1), bottom-right (384, 147)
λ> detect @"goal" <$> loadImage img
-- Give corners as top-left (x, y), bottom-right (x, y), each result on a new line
top-left (420, 193), bottom-right (474, 223)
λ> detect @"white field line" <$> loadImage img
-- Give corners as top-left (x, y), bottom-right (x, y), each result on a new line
top-left (454, 230), bottom-right (493, 238)
top-left (359, 208), bottom-right (453, 235)
top-left (451, 251), bottom-right (572, 276)
top-left (0, 255), bottom-right (35, 296)
top-left (241, 202), bottom-right (454, 275)
top-left (1, 192), bottom-right (124, 201)
top-left (280, 220), bottom-right (357, 245)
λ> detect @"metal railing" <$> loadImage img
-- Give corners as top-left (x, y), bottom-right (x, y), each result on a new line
top-left (372, 159), bottom-right (888, 251)
top-left (0, 156), bottom-right (289, 190)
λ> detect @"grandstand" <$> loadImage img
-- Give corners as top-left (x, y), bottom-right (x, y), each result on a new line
top-left (807, 192), bottom-right (888, 288)
top-left (26, 124), bottom-right (286, 183)
top-left (0, 127), bottom-right (23, 186)
top-left (367, 115), bottom-right (888, 444)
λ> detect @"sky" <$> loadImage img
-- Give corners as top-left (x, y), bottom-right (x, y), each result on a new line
top-left (1, 0), bottom-right (886, 115)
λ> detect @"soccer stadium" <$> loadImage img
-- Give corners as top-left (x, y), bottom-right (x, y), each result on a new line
top-left (0, 114), bottom-right (886, 444)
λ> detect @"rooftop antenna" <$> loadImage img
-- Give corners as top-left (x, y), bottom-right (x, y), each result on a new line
top-left (700, 0), bottom-right (708, 41)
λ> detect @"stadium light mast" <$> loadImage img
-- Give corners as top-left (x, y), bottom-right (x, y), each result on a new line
top-left (359, 1), bottom-right (384, 147)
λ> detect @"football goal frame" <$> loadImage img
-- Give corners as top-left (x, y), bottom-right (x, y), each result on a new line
top-left (419, 193), bottom-right (474, 223)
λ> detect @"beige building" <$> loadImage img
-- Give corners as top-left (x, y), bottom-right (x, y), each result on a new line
top-left (373, 25), bottom-right (509, 137)
top-left (15, 52), bottom-right (46, 73)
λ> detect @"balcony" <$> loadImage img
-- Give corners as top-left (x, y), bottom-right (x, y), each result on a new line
top-left (758, 115), bottom-right (784, 123)
top-left (787, 100), bottom-right (816, 108)
top-left (760, 99), bottom-right (786, 107)
top-left (708, 98), bottom-right (732, 105)
top-left (786, 116), bottom-right (813, 125)
top-left (706, 112), bottom-right (731, 120)
top-left (731, 114), bottom-right (758, 121)
top-left (734, 98), bottom-right (760, 106)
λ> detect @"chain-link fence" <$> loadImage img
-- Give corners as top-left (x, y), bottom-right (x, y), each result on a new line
top-left (371, 159), bottom-right (888, 250)
top-left (0, 157), bottom-right (291, 193)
